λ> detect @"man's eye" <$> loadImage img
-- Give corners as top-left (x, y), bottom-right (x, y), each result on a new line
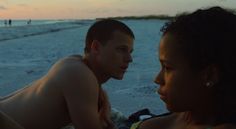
top-left (117, 47), bottom-right (127, 52)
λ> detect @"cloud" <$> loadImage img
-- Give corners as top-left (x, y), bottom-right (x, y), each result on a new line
top-left (0, 5), bottom-right (6, 10)
top-left (87, 8), bottom-right (109, 14)
top-left (0, 0), bottom-right (8, 3)
top-left (17, 4), bottom-right (28, 7)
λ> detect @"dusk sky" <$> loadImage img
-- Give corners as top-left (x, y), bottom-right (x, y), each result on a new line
top-left (0, 0), bottom-right (236, 19)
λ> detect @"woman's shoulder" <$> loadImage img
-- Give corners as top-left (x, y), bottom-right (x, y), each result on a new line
top-left (214, 123), bottom-right (236, 129)
top-left (137, 112), bottom-right (177, 129)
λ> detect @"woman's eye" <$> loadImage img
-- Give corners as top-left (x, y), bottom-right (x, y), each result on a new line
top-left (164, 66), bottom-right (170, 71)
top-left (162, 65), bottom-right (171, 71)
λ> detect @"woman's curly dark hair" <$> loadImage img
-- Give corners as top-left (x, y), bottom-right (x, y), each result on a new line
top-left (161, 6), bottom-right (236, 112)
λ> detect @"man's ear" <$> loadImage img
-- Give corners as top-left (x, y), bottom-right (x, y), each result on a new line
top-left (91, 40), bottom-right (100, 54)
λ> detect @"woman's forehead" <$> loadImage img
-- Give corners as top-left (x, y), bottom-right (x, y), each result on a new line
top-left (159, 34), bottom-right (188, 64)
top-left (160, 34), bottom-right (180, 55)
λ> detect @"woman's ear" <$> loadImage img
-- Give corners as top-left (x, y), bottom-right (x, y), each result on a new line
top-left (202, 64), bottom-right (220, 87)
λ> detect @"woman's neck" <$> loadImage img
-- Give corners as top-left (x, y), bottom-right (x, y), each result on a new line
top-left (182, 111), bottom-right (217, 125)
top-left (182, 109), bottom-right (236, 125)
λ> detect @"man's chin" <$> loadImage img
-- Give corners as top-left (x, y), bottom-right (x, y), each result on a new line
top-left (112, 74), bottom-right (124, 80)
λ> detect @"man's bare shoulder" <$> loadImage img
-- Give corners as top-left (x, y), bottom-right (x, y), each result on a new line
top-left (53, 55), bottom-right (84, 70)
top-left (48, 55), bottom-right (93, 78)
top-left (47, 55), bottom-right (98, 89)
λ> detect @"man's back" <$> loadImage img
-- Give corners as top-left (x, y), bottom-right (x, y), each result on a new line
top-left (0, 110), bottom-right (24, 129)
top-left (0, 55), bottom-right (101, 129)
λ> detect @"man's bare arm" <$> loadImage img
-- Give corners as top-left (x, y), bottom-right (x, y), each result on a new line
top-left (58, 59), bottom-right (103, 129)
top-left (0, 110), bottom-right (25, 129)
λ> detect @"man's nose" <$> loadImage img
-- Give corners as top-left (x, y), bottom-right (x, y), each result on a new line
top-left (125, 53), bottom-right (133, 63)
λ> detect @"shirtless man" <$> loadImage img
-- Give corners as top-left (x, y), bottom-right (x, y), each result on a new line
top-left (0, 19), bottom-right (134, 129)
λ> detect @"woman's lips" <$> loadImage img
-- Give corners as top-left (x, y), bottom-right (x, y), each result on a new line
top-left (159, 94), bottom-right (167, 102)
top-left (157, 90), bottom-right (167, 102)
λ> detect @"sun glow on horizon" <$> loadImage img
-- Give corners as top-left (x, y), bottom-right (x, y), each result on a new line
top-left (0, 0), bottom-right (236, 20)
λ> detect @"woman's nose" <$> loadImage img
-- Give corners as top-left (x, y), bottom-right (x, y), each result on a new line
top-left (154, 70), bottom-right (164, 85)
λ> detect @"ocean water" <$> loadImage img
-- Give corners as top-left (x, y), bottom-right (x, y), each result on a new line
top-left (0, 19), bottom-right (94, 41)
top-left (0, 20), bottom-right (69, 27)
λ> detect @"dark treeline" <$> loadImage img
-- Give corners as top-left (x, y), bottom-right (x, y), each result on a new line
top-left (96, 7), bottom-right (236, 20)
top-left (96, 15), bottom-right (174, 20)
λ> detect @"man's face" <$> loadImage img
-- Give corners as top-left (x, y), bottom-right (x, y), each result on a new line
top-left (97, 30), bottom-right (134, 80)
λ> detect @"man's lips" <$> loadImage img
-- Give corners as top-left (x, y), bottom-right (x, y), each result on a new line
top-left (120, 66), bottom-right (128, 71)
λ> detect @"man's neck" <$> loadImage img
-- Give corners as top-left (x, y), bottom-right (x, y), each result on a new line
top-left (83, 56), bottom-right (110, 85)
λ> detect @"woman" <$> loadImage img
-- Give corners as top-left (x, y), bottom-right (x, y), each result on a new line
top-left (131, 6), bottom-right (236, 129)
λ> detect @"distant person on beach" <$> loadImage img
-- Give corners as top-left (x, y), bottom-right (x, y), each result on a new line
top-left (4, 20), bottom-right (8, 26)
top-left (27, 19), bottom-right (31, 25)
top-left (8, 19), bottom-right (12, 26)
top-left (129, 6), bottom-right (236, 129)
top-left (0, 19), bottom-right (134, 129)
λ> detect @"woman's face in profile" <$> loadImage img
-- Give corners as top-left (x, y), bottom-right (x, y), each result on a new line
top-left (155, 33), bottom-right (208, 112)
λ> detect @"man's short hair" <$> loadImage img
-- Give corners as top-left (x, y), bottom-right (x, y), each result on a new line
top-left (84, 19), bottom-right (135, 53)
